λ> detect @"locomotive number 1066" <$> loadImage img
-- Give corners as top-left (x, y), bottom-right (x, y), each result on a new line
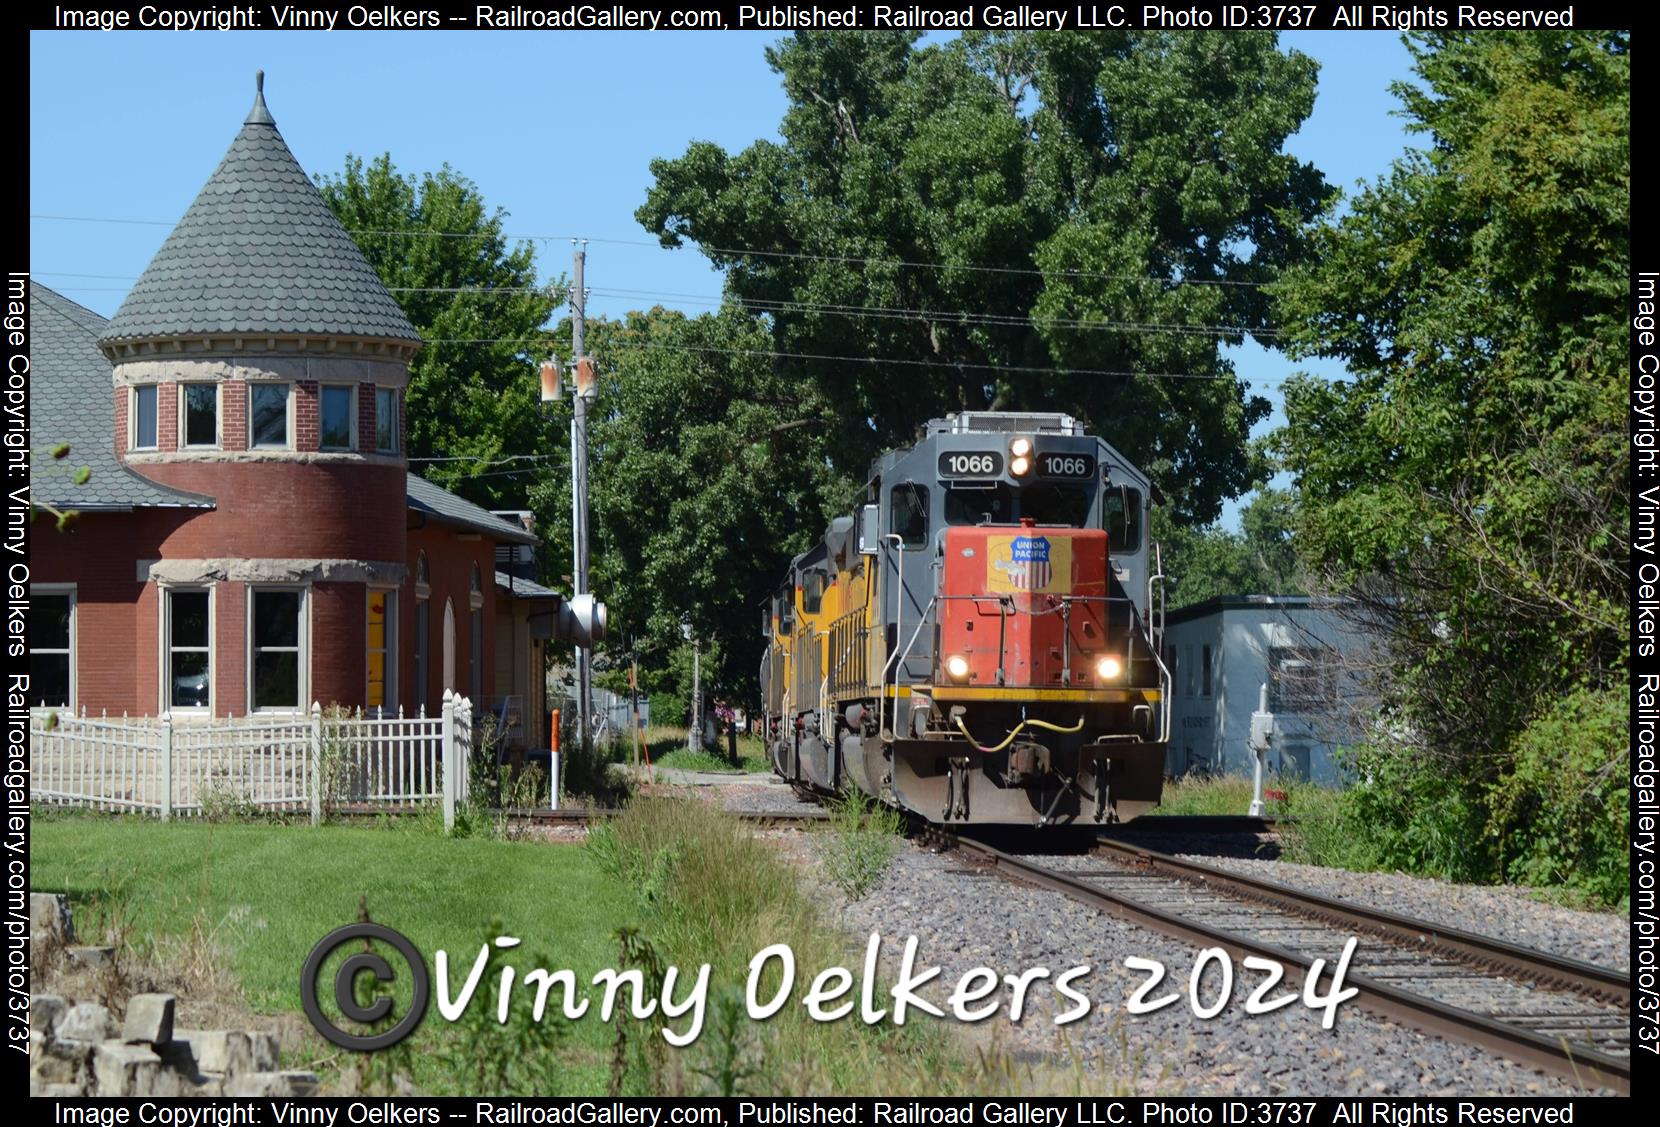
top-left (1038, 453), bottom-right (1096, 478)
top-left (938, 451), bottom-right (1004, 477)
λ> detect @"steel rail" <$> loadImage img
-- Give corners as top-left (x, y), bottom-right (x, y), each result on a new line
top-left (1090, 837), bottom-right (1630, 1007)
top-left (940, 830), bottom-right (1630, 1094)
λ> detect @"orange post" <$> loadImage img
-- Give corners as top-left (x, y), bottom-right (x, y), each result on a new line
top-left (549, 709), bottom-right (561, 810)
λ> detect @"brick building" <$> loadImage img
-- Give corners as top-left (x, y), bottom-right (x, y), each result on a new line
top-left (29, 75), bottom-right (551, 727)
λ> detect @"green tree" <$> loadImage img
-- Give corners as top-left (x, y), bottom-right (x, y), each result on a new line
top-left (638, 31), bottom-right (1329, 525)
top-left (317, 155), bottom-right (566, 513)
top-left (583, 308), bottom-right (842, 704)
top-left (1160, 488), bottom-right (1304, 609)
top-left (1272, 32), bottom-right (1628, 896)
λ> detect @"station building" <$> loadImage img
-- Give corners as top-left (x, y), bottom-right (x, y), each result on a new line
top-left (28, 75), bottom-right (557, 739)
top-left (1163, 595), bottom-right (1368, 786)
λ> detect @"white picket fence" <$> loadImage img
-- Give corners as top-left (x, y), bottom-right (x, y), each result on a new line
top-left (30, 691), bottom-right (475, 831)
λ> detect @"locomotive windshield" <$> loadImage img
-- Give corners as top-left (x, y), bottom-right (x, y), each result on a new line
top-left (943, 482), bottom-right (1093, 528)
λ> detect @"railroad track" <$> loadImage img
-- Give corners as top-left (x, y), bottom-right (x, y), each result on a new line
top-left (936, 829), bottom-right (1630, 1094)
top-left (500, 806), bottom-right (831, 827)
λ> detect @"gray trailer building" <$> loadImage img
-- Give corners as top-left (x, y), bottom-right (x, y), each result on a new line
top-left (1163, 596), bottom-right (1366, 786)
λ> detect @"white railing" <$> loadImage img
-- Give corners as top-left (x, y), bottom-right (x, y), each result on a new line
top-left (31, 691), bottom-right (475, 832)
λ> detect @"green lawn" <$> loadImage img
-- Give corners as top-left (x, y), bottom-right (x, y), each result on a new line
top-left (631, 727), bottom-right (771, 775)
top-left (31, 815), bottom-right (630, 1093)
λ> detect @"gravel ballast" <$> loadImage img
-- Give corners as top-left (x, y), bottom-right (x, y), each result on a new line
top-left (1162, 852), bottom-right (1630, 974)
top-left (786, 835), bottom-right (1621, 1096)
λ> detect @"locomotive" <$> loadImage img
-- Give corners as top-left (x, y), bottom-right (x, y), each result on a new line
top-left (759, 412), bottom-right (1169, 826)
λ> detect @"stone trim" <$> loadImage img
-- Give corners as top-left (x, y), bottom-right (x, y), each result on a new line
top-left (139, 559), bottom-right (408, 585)
top-left (112, 356), bottom-right (409, 389)
top-left (124, 450), bottom-right (405, 469)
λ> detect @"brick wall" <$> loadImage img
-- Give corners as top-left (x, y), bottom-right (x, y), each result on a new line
top-left (213, 581), bottom-right (247, 716)
top-left (294, 381), bottom-right (319, 454)
top-left (310, 581), bottom-right (365, 710)
top-left (222, 381), bottom-right (247, 451)
top-left (133, 462), bottom-right (406, 561)
top-left (157, 383), bottom-right (177, 452)
top-left (404, 527), bottom-right (497, 715)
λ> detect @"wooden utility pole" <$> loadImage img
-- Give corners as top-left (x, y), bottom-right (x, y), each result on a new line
top-left (570, 242), bottom-right (593, 770)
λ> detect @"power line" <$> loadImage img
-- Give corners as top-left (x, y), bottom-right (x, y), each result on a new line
top-left (31, 213), bottom-right (1279, 289)
top-left (34, 275), bottom-right (1278, 340)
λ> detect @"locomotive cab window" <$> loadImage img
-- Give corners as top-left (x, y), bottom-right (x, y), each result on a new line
top-left (889, 483), bottom-right (929, 549)
top-left (801, 570), bottom-right (826, 614)
top-left (945, 483), bottom-right (1014, 527)
top-left (779, 598), bottom-right (794, 637)
top-left (1021, 483), bottom-right (1092, 527)
top-left (1104, 487), bottom-right (1143, 552)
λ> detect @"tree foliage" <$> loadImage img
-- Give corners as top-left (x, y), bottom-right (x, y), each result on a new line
top-left (1272, 32), bottom-right (1628, 899)
top-left (638, 31), bottom-right (1328, 524)
top-left (317, 154), bottom-right (565, 512)
top-left (1160, 488), bottom-right (1304, 609)
top-left (583, 308), bottom-right (842, 700)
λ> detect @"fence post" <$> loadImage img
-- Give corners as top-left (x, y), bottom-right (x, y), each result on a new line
top-left (310, 702), bottom-right (324, 827)
top-left (441, 690), bottom-right (456, 834)
top-left (160, 713), bottom-right (173, 822)
top-left (457, 696), bottom-right (472, 806)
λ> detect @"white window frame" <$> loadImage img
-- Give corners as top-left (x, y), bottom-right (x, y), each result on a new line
top-left (366, 586), bottom-right (398, 716)
top-left (129, 385), bottom-right (159, 451)
top-left (160, 585), bottom-right (214, 715)
top-left (178, 381), bottom-right (221, 450)
top-left (319, 383), bottom-right (358, 452)
top-left (248, 381), bottom-right (295, 450)
top-left (247, 585), bottom-right (309, 713)
top-left (29, 584), bottom-right (76, 711)
top-left (374, 386), bottom-right (399, 454)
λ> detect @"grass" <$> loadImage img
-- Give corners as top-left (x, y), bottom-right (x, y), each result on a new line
top-left (31, 811), bottom-right (631, 1094)
top-left (1153, 774), bottom-right (1262, 817)
top-left (818, 789), bottom-right (904, 900)
top-left (631, 727), bottom-right (771, 775)
top-left (582, 796), bottom-right (976, 1094)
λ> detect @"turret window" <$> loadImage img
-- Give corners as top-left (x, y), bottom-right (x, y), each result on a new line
top-left (250, 383), bottom-right (291, 448)
top-left (131, 385), bottom-right (158, 450)
top-left (320, 385), bottom-right (355, 451)
top-left (375, 387), bottom-right (399, 454)
top-left (250, 587), bottom-right (306, 711)
top-left (182, 383), bottom-right (218, 448)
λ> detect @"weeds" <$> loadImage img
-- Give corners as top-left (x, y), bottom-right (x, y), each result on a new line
top-left (819, 788), bottom-right (903, 900)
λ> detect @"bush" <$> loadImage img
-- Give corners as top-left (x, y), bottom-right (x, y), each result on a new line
top-left (819, 789), bottom-right (903, 900)
top-left (1486, 688), bottom-right (1629, 908)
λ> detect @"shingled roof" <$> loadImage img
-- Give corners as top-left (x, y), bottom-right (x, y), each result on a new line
top-left (98, 72), bottom-right (420, 348)
top-left (407, 473), bottom-right (539, 545)
top-left (30, 283), bottom-right (215, 512)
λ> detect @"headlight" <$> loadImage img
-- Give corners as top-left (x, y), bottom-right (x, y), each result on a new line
top-left (1009, 437), bottom-right (1032, 459)
top-left (1095, 655), bottom-right (1123, 680)
top-left (945, 654), bottom-right (971, 681)
top-left (1010, 455), bottom-right (1032, 477)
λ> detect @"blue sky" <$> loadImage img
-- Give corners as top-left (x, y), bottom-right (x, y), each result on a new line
top-left (29, 30), bottom-right (1419, 525)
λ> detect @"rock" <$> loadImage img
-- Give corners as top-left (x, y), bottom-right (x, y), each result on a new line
top-left (249, 1031), bottom-right (280, 1071)
top-left (175, 1030), bottom-right (250, 1076)
top-left (92, 1042), bottom-right (161, 1097)
top-left (123, 994), bottom-right (176, 1045)
top-left (30, 893), bottom-right (74, 944)
top-left (65, 946), bottom-right (116, 969)
top-left (224, 1070), bottom-right (320, 1097)
top-left (31, 1038), bottom-right (93, 1083)
top-left (57, 1002), bottom-right (116, 1043)
top-left (30, 993), bottom-right (69, 1052)
top-left (31, 1080), bottom-right (86, 1098)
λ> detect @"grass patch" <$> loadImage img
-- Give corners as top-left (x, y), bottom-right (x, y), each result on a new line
top-left (630, 727), bottom-right (770, 775)
top-left (1153, 774), bottom-right (1262, 817)
top-left (582, 796), bottom-right (967, 1094)
top-left (818, 789), bottom-right (904, 900)
top-left (31, 811), bottom-right (630, 1094)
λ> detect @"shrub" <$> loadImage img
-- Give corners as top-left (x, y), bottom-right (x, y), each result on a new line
top-left (1486, 688), bottom-right (1629, 908)
top-left (819, 788), bottom-right (903, 900)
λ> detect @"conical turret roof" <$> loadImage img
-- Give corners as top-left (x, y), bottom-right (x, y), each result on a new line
top-left (100, 72), bottom-right (420, 347)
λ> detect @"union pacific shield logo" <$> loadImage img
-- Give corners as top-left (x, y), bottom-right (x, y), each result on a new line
top-left (987, 535), bottom-right (1071, 594)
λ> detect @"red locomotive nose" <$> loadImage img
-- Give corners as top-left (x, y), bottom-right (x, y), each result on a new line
top-left (938, 525), bottom-right (1109, 688)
